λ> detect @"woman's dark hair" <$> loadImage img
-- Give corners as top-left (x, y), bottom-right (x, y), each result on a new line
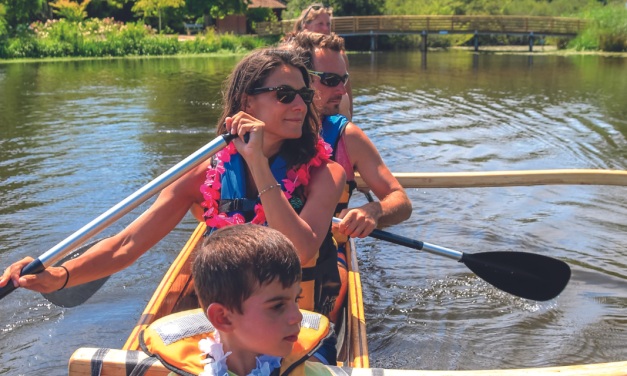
top-left (217, 48), bottom-right (321, 170)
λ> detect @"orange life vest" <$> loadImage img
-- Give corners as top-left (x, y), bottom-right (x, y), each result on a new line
top-left (138, 309), bottom-right (332, 376)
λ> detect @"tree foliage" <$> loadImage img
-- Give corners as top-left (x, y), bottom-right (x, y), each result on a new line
top-left (50, 0), bottom-right (91, 21)
top-left (185, 0), bottom-right (248, 19)
top-left (132, 0), bottom-right (183, 31)
top-left (2, 0), bottom-right (47, 27)
top-left (0, 4), bottom-right (7, 34)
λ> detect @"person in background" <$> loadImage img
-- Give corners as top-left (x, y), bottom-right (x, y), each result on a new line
top-left (281, 32), bottom-right (413, 322)
top-left (292, 3), bottom-right (353, 120)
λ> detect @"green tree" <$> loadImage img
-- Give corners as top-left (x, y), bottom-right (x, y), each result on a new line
top-left (2, 0), bottom-right (47, 28)
top-left (0, 4), bottom-right (7, 34)
top-left (49, 0), bottom-right (91, 21)
top-left (132, 0), bottom-right (185, 32)
top-left (185, 0), bottom-right (248, 26)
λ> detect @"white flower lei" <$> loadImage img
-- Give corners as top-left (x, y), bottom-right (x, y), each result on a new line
top-left (199, 332), bottom-right (282, 376)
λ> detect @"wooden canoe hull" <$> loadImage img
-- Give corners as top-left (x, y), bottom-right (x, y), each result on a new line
top-left (70, 207), bottom-right (627, 375)
top-left (69, 221), bottom-right (369, 374)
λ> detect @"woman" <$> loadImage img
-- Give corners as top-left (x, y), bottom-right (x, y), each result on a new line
top-left (293, 3), bottom-right (353, 120)
top-left (0, 49), bottom-right (346, 325)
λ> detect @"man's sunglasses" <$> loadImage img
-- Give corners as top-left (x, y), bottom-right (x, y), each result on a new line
top-left (249, 85), bottom-right (315, 104)
top-left (303, 4), bottom-right (330, 21)
top-left (309, 71), bottom-right (349, 87)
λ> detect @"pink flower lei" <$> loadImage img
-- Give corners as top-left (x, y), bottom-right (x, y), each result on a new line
top-left (201, 139), bottom-right (333, 229)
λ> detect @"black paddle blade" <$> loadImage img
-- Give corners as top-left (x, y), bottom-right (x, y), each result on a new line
top-left (460, 251), bottom-right (571, 301)
top-left (41, 238), bottom-right (110, 308)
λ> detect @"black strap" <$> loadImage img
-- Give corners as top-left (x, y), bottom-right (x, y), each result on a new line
top-left (302, 254), bottom-right (338, 282)
top-left (128, 356), bottom-right (158, 376)
top-left (218, 198), bottom-right (258, 213)
top-left (90, 348), bottom-right (110, 376)
top-left (125, 350), bottom-right (140, 376)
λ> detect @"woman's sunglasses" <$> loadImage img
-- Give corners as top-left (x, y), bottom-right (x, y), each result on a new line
top-left (249, 85), bottom-right (315, 104)
top-left (309, 71), bottom-right (349, 87)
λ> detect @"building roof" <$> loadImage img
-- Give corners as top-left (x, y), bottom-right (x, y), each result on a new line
top-left (248, 0), bottom-right (286, 9)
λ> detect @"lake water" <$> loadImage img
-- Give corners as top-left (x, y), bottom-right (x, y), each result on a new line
top-left (1, 51), bottom-right (626, 374)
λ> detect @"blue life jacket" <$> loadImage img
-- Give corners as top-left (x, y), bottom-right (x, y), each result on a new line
top-left (320, 115), bottom-right (357, 221)
top-left (204, 152), bottom-right (340, 317)
top-left (321, 115), bottom-right (349, 160)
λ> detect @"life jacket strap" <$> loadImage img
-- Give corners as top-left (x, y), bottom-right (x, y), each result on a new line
top-left (218, 198), bottom-right (258, 214)
top-left (90, 348), bottom-right (109, 376)
top-left (127, 356), bottom-right (158, 376)
top-left (302, 254), bottom-right (338, 282)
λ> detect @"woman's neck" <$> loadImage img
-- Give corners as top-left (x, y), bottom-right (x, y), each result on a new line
top-left (262, 133), bottom-right (283, 158)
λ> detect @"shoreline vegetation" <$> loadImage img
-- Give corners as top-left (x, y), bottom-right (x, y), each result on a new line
top-left (0, 1), bottom-right (625, 61)
top-left (3, 45), bottom-right (626, 64)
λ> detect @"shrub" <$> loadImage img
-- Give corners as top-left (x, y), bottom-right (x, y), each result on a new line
top-left (599, 34), bottom-right (627, 52)
top-left (1, 17), bottom-right (270, 59)
top-left (568, 4), bottom-right (627, 52)
top-left (49, 0), bottom-right (91, 23)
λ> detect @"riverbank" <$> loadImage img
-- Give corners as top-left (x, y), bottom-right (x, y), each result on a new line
top-left (453, 45), bottom-right (627, 57)
top-left (0, 50), bottom-right (250, 64)
top-left (4, 43), bottom-right (627, 64)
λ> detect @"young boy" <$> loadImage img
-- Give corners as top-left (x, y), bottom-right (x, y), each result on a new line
top-left (141, 224), bottom-right (336, 376)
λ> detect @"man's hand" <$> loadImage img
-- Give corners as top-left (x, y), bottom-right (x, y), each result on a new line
top-left (337, 204), bottom-right (382, 238)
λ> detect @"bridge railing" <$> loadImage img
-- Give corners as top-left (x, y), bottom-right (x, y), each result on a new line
top-left (256, 15), bottom-right (587, 37)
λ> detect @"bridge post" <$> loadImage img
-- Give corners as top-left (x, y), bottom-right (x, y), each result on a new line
top-left (529, 31), bottom-right (534, 52)
top-left (371, 30), bottom-right (375, 51)
top-left (421, 30), bottom-right (427, 53)
top-left (474, 30), bottom-right (478, 52)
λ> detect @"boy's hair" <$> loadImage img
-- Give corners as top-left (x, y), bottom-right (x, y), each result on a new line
top-left (193, 224), bottom-right (302, 314)
top-left (280, 32), bottom-right (345, 70)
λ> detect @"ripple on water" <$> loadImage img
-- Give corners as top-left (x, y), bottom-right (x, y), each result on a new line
top-left (1, 52), bottom-right (627, 374)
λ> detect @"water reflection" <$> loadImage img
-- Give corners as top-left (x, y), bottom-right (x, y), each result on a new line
top-left (0, 51), bottom-right (626, 374)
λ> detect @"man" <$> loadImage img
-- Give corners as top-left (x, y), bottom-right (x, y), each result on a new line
top-left (281, 33), bottom-right (412, 241)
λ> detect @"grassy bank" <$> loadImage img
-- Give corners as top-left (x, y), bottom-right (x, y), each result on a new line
top-left (0, 18), bottom-right (276, 59)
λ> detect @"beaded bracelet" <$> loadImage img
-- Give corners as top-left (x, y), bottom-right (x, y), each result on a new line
top-left (258, 184), bottom-right (279, 197)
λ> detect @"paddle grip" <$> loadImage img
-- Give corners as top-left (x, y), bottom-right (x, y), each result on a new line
top-left (368, 229), bottom-right (425, 250)
top-left (0, 258), bottom-right (45, 301)
top-left (222, 132), bottom-right (250, 144)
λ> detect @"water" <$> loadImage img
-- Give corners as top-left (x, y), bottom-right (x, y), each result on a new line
top-left (0, 51), bottom-right (626, 374)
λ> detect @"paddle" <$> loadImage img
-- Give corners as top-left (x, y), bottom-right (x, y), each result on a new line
top-left (41, 237), bottom-right (109, 307)
top-left (0, 133), bottom-right (239, 305)
top-left (331, 218), bottom-right (571, 301)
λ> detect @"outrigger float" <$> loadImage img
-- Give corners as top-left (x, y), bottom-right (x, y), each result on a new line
top-left (68, 169), bottom-right (627, 376)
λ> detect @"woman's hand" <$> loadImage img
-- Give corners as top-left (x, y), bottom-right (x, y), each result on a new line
top-left (0, 257), bottom-right (67, 293)
top-left (225, 111), bottom-right (266, 163)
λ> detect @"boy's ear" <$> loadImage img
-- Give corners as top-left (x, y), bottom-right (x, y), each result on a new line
top-left (207, 303), bottom-right (235, 333)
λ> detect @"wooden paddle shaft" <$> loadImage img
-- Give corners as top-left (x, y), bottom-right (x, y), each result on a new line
top-left (355, 169), bottom-right (627, 189)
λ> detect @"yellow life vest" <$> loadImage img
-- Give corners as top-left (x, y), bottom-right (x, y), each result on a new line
top-left (139, 309), bottom-right (332, 376)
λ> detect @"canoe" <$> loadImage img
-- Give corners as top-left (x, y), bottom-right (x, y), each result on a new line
top-left (68, 169), bottom-right (627, 375)
top-left (68, 222), bottom-right (369, 375)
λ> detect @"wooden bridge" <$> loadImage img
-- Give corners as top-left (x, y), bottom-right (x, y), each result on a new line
top-left (256, 15), bottom-right (587, 51)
